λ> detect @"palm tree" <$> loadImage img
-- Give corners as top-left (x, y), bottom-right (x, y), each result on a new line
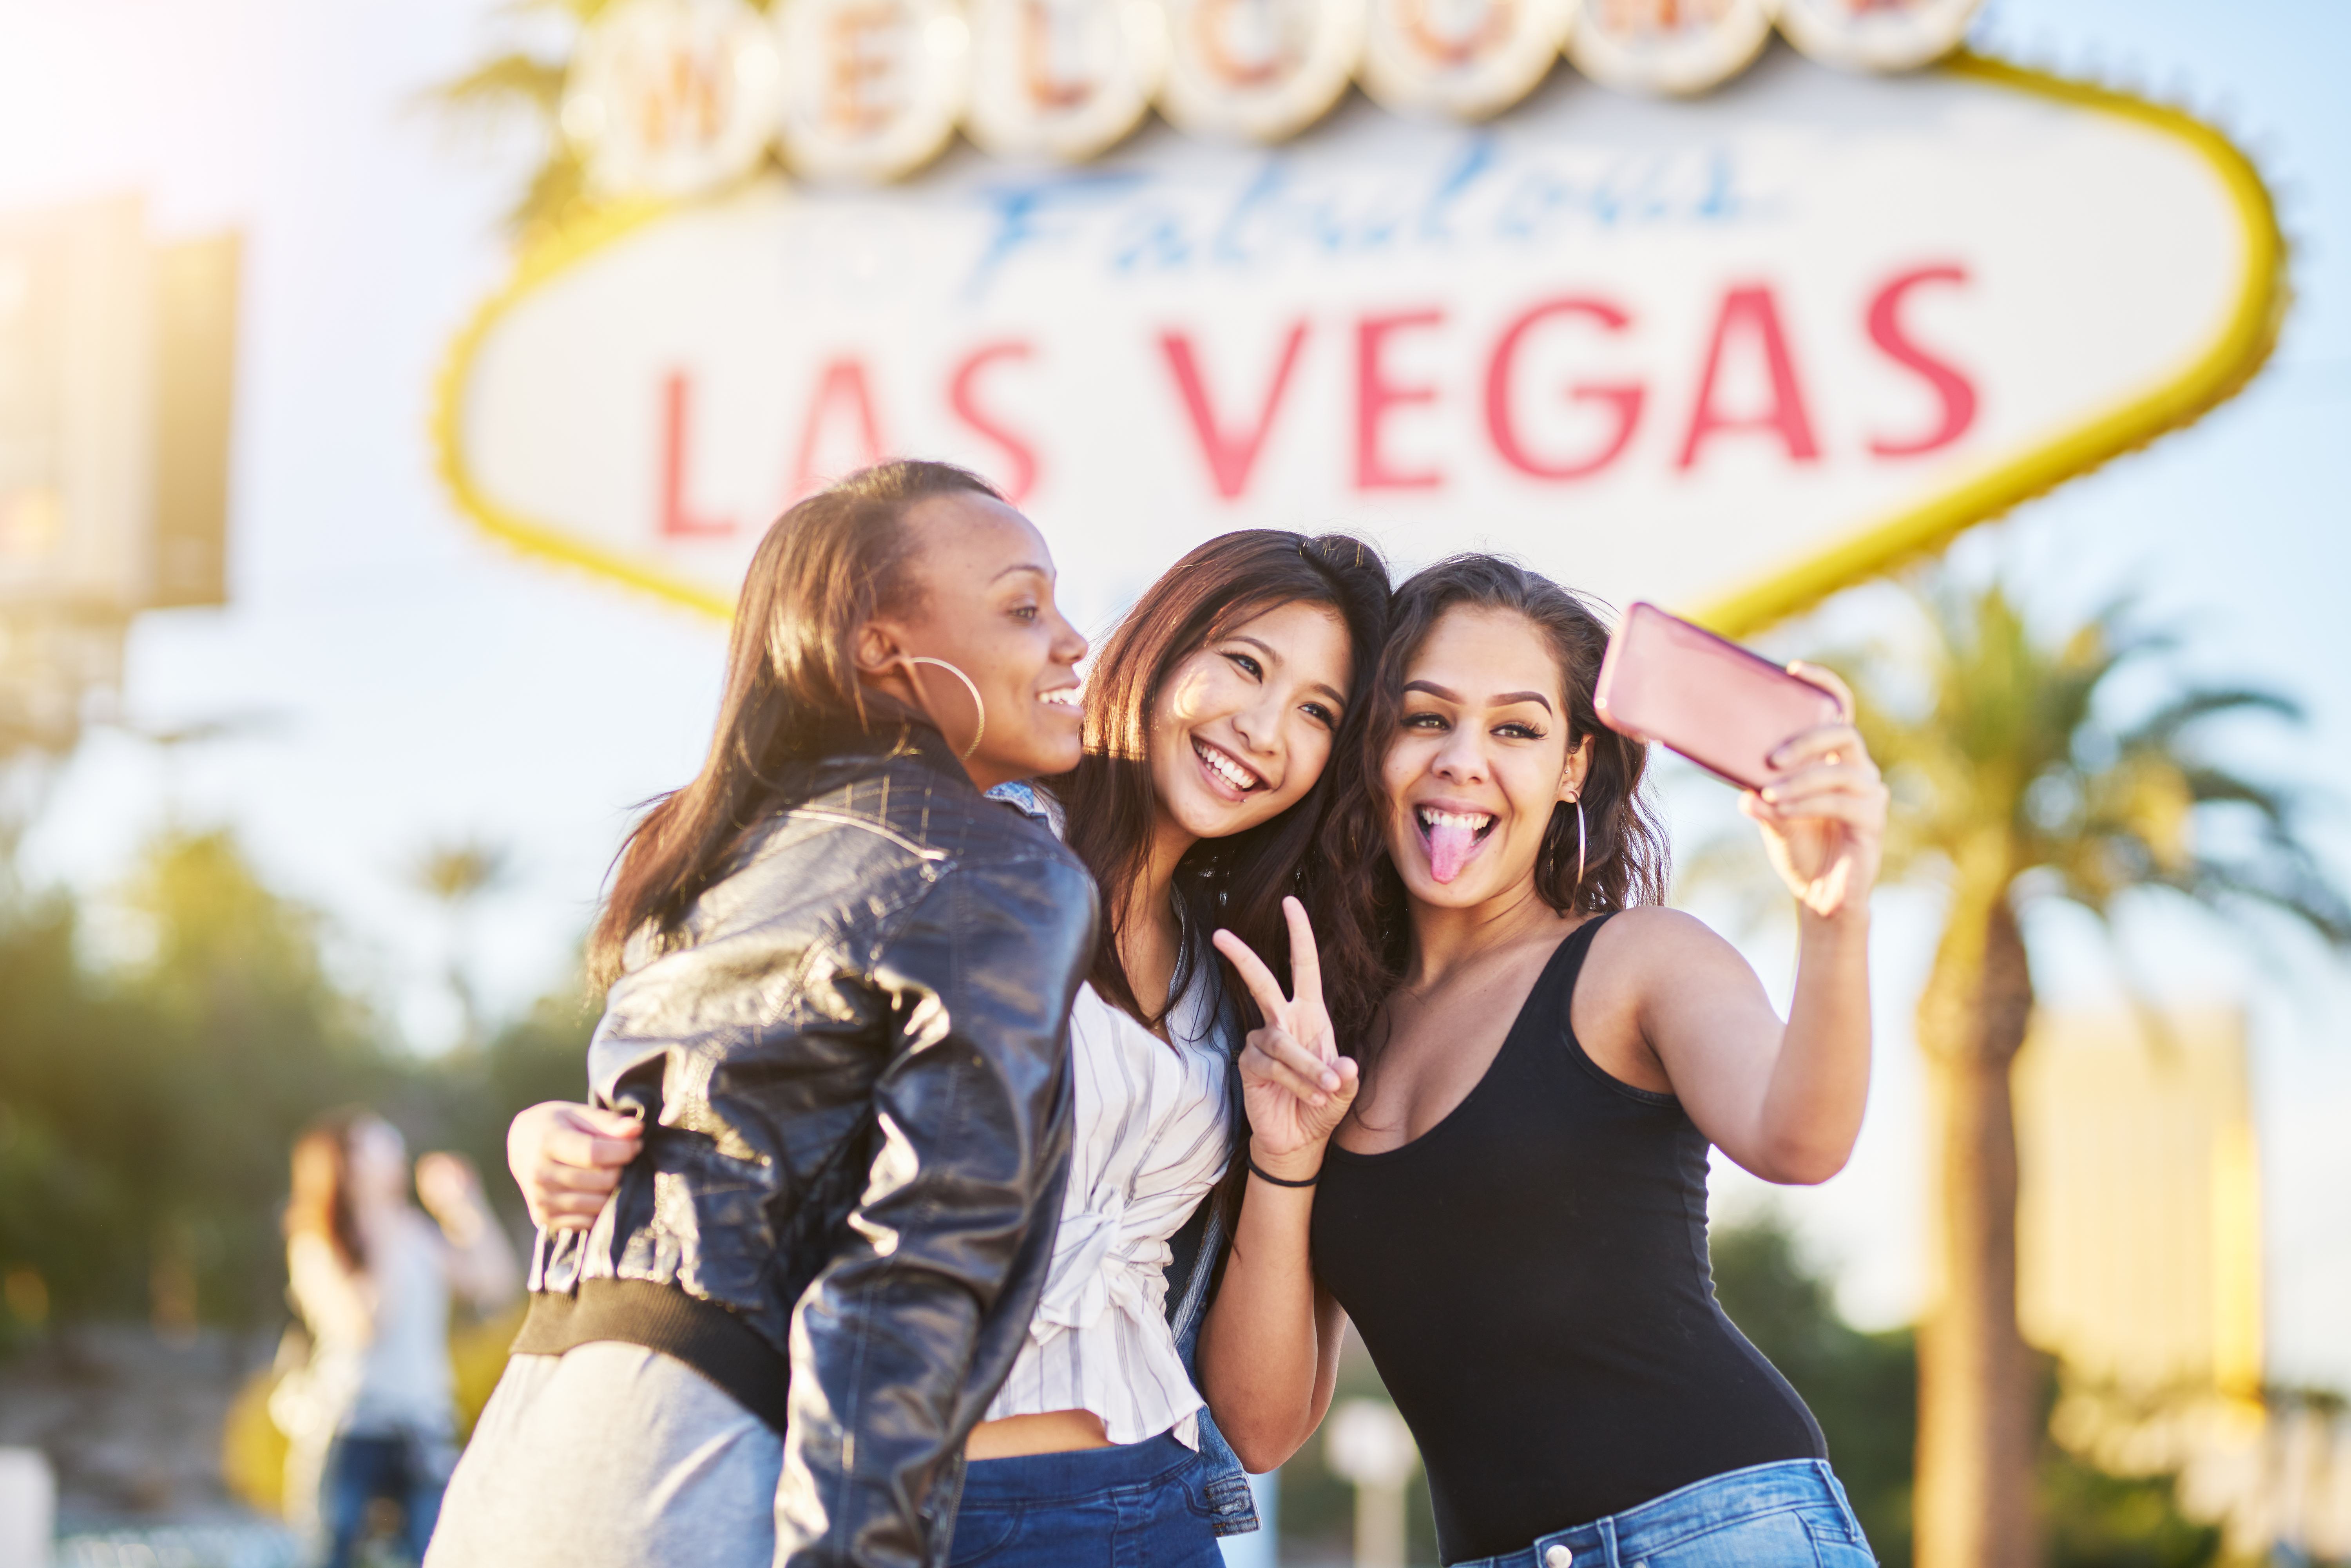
top-left (1846, 574), bottom-right (2351, 1568)
top-left (408, 838), bottom-right (514, 1049)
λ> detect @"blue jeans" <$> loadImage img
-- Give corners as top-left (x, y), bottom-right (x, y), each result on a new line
top-left (1453, 1459), bottom-right (1876, 1568)
top-left (321, 1432), bottom-right (444, 1568)
top-left (947, 1433), bottom-right (1225, 1568)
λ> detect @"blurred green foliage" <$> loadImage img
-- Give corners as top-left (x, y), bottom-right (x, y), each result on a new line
top-left (0, 825), bottom-right (592, 1343)
top-left (1711, 1216), bottom-right (2221, 1568)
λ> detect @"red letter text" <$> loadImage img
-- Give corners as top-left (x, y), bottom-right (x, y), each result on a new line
top-left (948, 342), bottom-right (1041, 504)
top-left (1865, 264), bottom-right (1977, 458)
top-left (791, 358), bottom-right (889, 499)
top-left (1160, 322), bottom-right (1310, 502)
top-left (1483, 298), bottom-right (1645, 482)
top-left (1356, 308), bottom-right (1446, 491)
top-left (660, 371), bottom-right (734, 537)
top-left (1677, 284), bottom-right (1820, 470)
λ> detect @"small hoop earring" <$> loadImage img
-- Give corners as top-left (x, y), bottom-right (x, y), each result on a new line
top-left (897, 655), bottom-right (987, 761)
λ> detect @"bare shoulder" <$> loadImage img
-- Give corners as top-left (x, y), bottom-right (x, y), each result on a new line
top-left (1581, 907), bottom-right (1755, 1008)
top-left (1590, 905), bottom-right (1741, 967)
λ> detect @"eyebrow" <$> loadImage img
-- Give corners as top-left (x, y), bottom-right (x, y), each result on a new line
top-left (1233, 634), bottom-right (1348, 710)
top-left (991, 562), bottom-right (1052, 583)
top-left (1403, 679), bottom-right (1553, 713)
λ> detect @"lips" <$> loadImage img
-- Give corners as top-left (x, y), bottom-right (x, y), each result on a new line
top-left (1415, 806), bottom-right (1495, 884)
top-left (1193, 738), bottom-right (1266, 798)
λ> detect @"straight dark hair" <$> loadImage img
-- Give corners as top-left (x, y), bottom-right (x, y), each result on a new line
top-left (1321, 555), bottom-right (1671, 1062)
top-left (587, 460), bottom-right (1002, 992)
top-left (1054, 531), bottom-right (1391, 1044)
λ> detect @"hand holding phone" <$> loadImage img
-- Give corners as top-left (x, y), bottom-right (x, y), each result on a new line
top-left (1595, 603), bottom-right (1888, 917)
top-left (1592, 603), bottom-right (1846, 790)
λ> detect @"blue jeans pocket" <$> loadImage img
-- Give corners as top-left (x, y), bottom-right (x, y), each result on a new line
top-left (944, 1508), bottom-right (1023, 1566)
top-left (1635, 1508), bottom-right (1825, 1568)
top-left (1801, 1506), bottom-right (1878, 1567)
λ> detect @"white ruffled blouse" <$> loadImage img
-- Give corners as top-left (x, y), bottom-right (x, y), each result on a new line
top-left (980, 919), bottom-right (1233, 1448)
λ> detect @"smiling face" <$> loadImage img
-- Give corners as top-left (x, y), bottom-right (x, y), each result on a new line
top-left (877, 493), bottom-right (1090, 790)
top-left (1147, 599), bottom-right (1354, 846)
top-left (1380, 605), bottom-right (1591, 909)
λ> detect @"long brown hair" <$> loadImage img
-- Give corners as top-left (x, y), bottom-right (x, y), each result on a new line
top-left (1321, 555), bottom-right (1671, 1057)
top-left (286, 1107), bottom-right (372, 1274)
top-left (1054, 532), bottom-right (1391, 1043)
top-left (588, 461), bottom-right (1002, 991)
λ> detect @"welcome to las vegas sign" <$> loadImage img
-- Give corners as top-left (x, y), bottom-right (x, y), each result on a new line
top-left (435, 29), bottom-right (2280, 634)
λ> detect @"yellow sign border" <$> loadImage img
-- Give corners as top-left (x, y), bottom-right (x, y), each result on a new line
top-left (431, 53), bottom-right (2286, 634)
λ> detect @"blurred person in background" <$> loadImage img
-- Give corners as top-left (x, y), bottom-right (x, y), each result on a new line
top-left (508, 529), bottom-right (1393, 1566)
top-left (274, 1109), bottom-right (520, 1568)
top-left (426, 462), bottom-right (1100, 1568)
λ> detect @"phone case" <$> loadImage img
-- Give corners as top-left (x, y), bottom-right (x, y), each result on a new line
top-left (1592, 602), bottom-right (1846, 790)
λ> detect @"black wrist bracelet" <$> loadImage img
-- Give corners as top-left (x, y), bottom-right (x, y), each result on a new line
top-left (1248, 1157), bottom-right (1320, 1188)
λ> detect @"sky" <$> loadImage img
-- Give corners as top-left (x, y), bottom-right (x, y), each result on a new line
top-left (1, 0), bottom-right (2346, 1388)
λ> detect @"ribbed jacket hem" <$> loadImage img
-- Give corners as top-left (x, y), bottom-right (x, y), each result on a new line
top-left (512, 1279), bottom-right (792, 1434)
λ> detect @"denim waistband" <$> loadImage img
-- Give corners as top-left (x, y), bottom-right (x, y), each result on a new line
top-left (1452, 1459), bottom-right (1865, 1568)
top-left (958, 1433), bottom-right (1200, 1509)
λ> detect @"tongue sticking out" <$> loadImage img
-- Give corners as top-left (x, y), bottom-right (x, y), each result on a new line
top-left (1425, 819), bottom-right (1482, 884)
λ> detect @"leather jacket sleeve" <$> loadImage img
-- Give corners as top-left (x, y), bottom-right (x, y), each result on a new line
top-left (774, 853), bottom-right (1095, 1568)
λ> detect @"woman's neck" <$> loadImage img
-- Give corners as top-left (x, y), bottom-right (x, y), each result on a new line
top-left (1116, 809), bottom-right (1198, 1013)
top-left (1404, 876), bottom-right (1566, 990)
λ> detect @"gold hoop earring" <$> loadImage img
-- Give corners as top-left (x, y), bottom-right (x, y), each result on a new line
top-left (898, 655), bottom-right (987, 761)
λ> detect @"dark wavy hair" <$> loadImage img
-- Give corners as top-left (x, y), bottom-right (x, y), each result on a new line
top-left (588, 460), bottom-right (1001, 991)
top-left (1053, 531), bottom-right (1391, 1044)
top-left (1321, 556), bottom-right (1671, 1057)
top-left (285, 1106), bottom-right (375, 1275)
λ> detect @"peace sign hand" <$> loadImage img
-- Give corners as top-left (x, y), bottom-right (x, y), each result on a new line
top-left (1212, 896), bottom-right (1359, 1182)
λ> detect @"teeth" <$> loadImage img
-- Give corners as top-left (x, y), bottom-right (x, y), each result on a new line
top-left (1197, 742), bottom-right (1257, 792)
top-left (1418, 808), bottom-right (1493, 833)
top-left (1040, 688), bottom-right (1082, 707)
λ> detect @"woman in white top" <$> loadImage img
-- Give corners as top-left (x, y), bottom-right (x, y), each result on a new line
top-left (507, 530), bottom-right (1391, 1564)
top-left (279, 1110), bottom-right (519, 1568)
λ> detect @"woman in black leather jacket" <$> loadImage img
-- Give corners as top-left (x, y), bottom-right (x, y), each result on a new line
top-left (426, 462), bottom-right (1101, 1568)
top-left (506, 529), bottom-right (1394, 1566)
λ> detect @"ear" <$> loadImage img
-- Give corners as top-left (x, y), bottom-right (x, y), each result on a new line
top-left (1559, 732), bottom-right (1594, 803)
top-left (852, 615), bottom-right (908, 680)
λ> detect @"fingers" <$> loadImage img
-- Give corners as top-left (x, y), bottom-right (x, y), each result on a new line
top-left (1280, 897), bottom-right (1323, 1015)
top-left (1242, 1027), bottom-right (1341, 1107)
top-left (1785, 661), bottom-right (1855, 719)
top-left (1260, 1024), bottom-right (1343, 1095)
top-left (525, 1156), bottom-right (624, 1231)
top-left (1212, 927), bottom-right (1291, 1023)
top-left (543, 1121), bottom-right (643, 1172)
top-left (560, 1104), bottom-right (646, 1141)
top-left (1768, 722), bottom-right (1872, 776)
top-left (416, 1151), bottom-right (476, 1188)
top-left (1757, 762), bottom-right (1889, 826)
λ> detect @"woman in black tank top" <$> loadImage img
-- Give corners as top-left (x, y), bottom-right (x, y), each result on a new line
top-left (1208, 558), bottom-right (1889, 1567)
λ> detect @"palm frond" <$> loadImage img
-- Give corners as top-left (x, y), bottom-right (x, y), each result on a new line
top-left (1825, 558), bottom-right (2350, 962)
top-left (2127, 684), bottom-right (2301, 745)
top-left (432, 51), bottom-right (570, 120)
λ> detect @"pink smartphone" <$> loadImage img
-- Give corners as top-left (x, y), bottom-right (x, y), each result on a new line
top-left (1592, 603), bottom-right (1846, 791)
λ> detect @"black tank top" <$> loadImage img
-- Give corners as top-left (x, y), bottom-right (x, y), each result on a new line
top-left (1310, 914), bottom-right (1825, 1564)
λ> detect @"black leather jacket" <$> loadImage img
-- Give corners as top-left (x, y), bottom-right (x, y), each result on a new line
top-left (516, 720), bottom-right (1098, 1568)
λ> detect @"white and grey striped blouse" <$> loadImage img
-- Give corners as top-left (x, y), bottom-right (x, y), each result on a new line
top-left (981, 968), bottom-right (1233, 1448)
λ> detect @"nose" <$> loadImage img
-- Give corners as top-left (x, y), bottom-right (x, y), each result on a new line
top-left (1230, 686), bottom-right (1283, 757)
top-left (1049, 605), bottom-right (1087, 668)
top-left (1431, 723), bottom-right (1488, 785)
